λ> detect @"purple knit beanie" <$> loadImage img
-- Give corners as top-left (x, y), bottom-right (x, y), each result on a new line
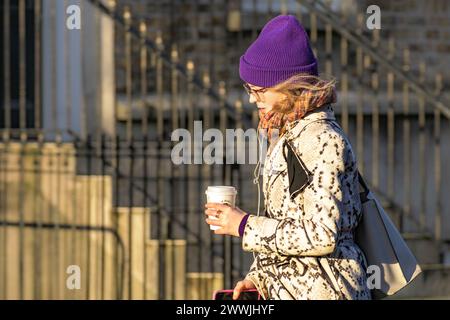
top-left (239, 15), bottom-right (318, 88)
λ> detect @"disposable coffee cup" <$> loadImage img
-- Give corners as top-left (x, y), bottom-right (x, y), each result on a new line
top-left (205, 186), bottom-right (237, 231)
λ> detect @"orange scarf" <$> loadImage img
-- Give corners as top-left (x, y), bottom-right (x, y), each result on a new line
top-left (257, 88), bottom-right (337, 143)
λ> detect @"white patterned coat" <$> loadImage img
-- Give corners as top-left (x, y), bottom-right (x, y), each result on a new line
top-left (242, 104), bottom-right (371, 300)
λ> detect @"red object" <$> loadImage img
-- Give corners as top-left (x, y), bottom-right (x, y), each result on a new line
top-left (212, 289), bottom-right (261, 300)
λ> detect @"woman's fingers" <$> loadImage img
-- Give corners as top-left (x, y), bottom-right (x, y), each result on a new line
top-left (233, 281), bottom-right (244, 300)
top-left (233, 280), bottom-right (257, 299)
top-left (204, 208), bottom-right (220, 217)
top-left (205, 203), bottom-right (229, 211)
top-left (205, 217), bottom-right (221, 226)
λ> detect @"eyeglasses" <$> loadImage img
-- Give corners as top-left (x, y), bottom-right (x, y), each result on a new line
top-left (243, 83), bottom-right (268, 102)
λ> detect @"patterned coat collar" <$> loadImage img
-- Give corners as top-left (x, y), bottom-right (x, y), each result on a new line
top-left (284, 104), bottom-right (336, 141)
top-left (262, 104), bottom-right (336, 202)
top-left (263, 104), bottom-right (336, 198)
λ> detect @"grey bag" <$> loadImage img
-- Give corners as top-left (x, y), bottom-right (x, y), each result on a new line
top-left (355, 172), bottom-right (422, 299)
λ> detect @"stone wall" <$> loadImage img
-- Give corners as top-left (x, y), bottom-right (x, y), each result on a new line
top-left (114, 0), bottom-right (231, 92)
top-left (358, 0), bottom-right (450, 92)
top-left (113, 0), bottom-right (449, 97)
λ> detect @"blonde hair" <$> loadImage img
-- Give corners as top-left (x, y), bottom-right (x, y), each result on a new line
top-left (270, 73), bottom-right (337, 115)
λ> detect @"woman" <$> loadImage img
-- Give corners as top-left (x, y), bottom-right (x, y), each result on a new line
top-left (204, 15), bottom-right (371, 300)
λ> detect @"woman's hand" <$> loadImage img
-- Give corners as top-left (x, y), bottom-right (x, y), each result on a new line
top-left (204, 203), bottom-right (247, 237)
top-left (232, 279), bottom-right (257, 300)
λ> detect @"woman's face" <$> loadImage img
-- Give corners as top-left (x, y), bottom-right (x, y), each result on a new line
top-left (246, 84), bottom-right (285, 114)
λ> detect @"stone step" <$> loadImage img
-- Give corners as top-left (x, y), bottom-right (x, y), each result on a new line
top-left (117, 89), bottom-right (442, 121)
top-left (0, 142), bottom-right (77, 222)
top-left (186, 272), bottom-right (224, 300)
top-left (114, 206), bottom-right (223, 300)
top-left (0, 173), bottom-right (117, 300)
top-left (145, 239), bottom-right (187, 300)
top-left (115, 207), bottom-right (151, 300)
top-left (404, 238), bottom-right (442, 265)
top-left (0, 225), bottom-right (117, 300)
top-left (113, 205), bottom-right (187, 300)
top-left (74, 175), bottom-right (116, 300)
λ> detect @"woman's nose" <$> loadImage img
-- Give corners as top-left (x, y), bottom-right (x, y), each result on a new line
top-left (249, 94), bottom-right (257, 104)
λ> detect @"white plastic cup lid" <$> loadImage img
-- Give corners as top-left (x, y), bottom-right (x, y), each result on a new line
top-left (205, 186), bottom-right (237, 195)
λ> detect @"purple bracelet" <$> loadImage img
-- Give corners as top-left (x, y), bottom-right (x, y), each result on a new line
top-left (238, 214), bottom-right (250, 237)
